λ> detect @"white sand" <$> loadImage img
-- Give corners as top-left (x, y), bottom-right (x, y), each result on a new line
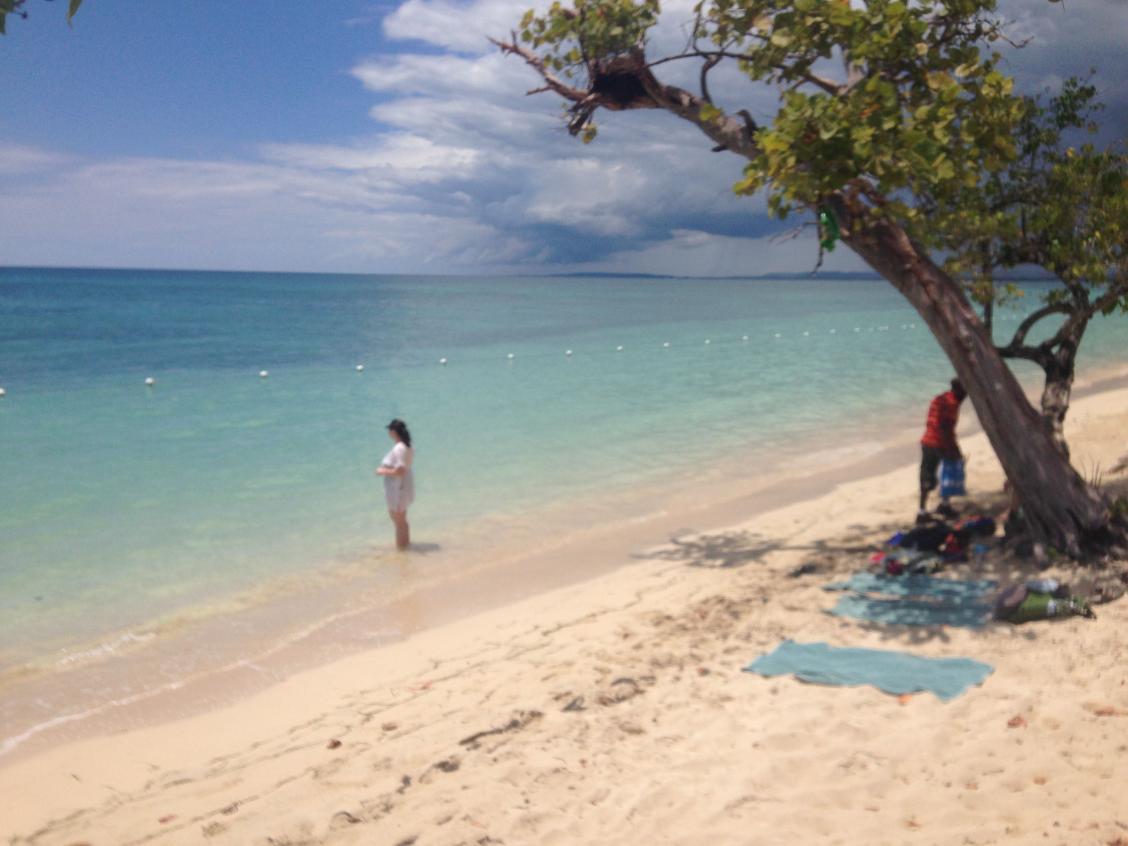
top-left (3, 386), bottom-right (1127, 846)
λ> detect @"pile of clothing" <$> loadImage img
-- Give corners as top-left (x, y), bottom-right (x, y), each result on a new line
top-left (871, 516), bottom-right (997, 575)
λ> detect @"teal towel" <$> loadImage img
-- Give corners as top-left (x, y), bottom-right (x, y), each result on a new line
top-left (745, 640), bottom-right (993, 701)
top-left (829, 594), bottom-right (992, 627)
top-left (823, 572), bottom-right (997, 599)
top-left (824, 572), bottom-right (996, 628)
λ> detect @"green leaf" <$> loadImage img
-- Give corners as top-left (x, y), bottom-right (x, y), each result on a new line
top-left (699, 103), bottom-right (723, 123)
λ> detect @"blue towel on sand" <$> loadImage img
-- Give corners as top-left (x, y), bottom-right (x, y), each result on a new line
top-left (823, 572), bottom-right (997, 599)
top-left (824, 572), bottom-right (996, 628)
top-left (829, 594), bottom-right (992, 627)
top-left (745, 640), bottom-right (993, 701)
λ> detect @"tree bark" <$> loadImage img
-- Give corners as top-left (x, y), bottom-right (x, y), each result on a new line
top-left (1040, 349), bottom-right (1075, 459)
top-left (996, 299), bottom-right (1092, 459)
top-left (827, 194), bottom-right (1113, 557)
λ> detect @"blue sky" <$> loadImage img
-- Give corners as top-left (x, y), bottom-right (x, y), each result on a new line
top-left (1, 0), bottom-right (1125, 276)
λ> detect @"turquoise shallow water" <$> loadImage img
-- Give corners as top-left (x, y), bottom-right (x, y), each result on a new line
top-left (0, 267), bottom-right (1124, 678)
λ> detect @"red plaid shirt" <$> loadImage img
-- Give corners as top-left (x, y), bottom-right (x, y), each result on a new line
top-left (921, 390), bottom-right (961, 452)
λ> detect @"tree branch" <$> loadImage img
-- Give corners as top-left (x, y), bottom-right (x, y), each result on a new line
top-left (1091, 279), bottom-right (1128, 315)
top-left (995, 341), bottom-right (1049, 366)
top-left (647, 48), bottom-right (846, 95)
top-left (996, 302), bottom-right (1069, 358)
top-left (699, 54), bottom-right (720, 104)
top-left (495, 39), bottom-right (763, 157)
top-left (491, 35), bottom-right (593, 105)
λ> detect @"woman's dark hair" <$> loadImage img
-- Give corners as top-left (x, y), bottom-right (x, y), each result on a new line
top-left (387, 419), bottom-right (412, 448)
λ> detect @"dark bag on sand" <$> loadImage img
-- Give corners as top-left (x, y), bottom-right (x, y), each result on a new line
top-left (940, 458), bottom-right (966, 498)
top-left (901, 523), bottom-right (953, 552)
top-left (955, 516), bottom-right (996, 539)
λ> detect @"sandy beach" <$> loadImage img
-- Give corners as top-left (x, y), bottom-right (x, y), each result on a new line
top-left (4, 382), bottom-right (1128, 846)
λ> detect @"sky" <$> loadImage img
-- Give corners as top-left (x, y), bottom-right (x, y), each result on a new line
top-left (0, 0), bottom-right (1125, 277)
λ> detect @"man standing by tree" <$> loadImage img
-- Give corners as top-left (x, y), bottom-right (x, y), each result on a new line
top-left (919, 379), bottom-right (966, 521)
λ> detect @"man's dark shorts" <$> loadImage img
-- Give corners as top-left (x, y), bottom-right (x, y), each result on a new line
top-left (920, 445), bottom-right (944, 493)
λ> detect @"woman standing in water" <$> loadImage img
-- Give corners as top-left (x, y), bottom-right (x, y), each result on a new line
top-left (376, 419), bottom-right (414, 549)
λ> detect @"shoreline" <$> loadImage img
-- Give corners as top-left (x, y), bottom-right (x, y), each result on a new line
top-left (3, 361), bottom-right (1127, 771)
top-left (2, 379), bottom-right (1126, 843)
top-left (0, 397), bottom-right (926, 766)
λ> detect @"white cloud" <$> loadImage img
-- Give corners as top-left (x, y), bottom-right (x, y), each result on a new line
top-left (321, 211), bottom-right (536, 266)
top-left (383, 0), bottom-right (532, 53)
top-left (0, 144), bottom-right (73, 175)
top-left (261, 135), bottom-right (483, 183)
top-left (3, 0), bottom-right (1125, 275)
top-left (524, 158), bottom-right (652, 234)
top-left (0, 150), bottom-right (545, 273)
top-left (352, 53), bottom-right (515, 97)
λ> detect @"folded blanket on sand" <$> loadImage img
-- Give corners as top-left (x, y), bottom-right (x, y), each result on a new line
top-left (745, 640), bottom-right (993, 701)
top-left (824, 572), bottom-right (997, 628)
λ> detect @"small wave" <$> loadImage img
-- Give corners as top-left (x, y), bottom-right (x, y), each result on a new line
top-left (52, 631), bottom-right (157, 669)
top-left (0, 677), bottom-right (187, 759)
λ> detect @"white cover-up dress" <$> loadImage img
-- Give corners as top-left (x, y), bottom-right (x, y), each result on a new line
top-left (381, 441), bottom-right (415, 512)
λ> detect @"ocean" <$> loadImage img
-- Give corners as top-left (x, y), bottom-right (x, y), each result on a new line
top-left (1, 266), bottom-right (1124, 754)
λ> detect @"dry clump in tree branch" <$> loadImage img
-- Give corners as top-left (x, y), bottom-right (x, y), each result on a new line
top-left (491, 37), bottom-right (663, 136)
top-left (493, 35), bottom-right (760, 157)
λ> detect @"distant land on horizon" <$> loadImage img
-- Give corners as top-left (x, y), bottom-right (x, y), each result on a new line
top-left (550, 268), bottom-right (1057, 282)
top-left (1, 265), bottom-right (1056, 283)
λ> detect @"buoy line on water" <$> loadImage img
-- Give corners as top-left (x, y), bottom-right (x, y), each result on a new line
top-left (0, 312), bottom-right (1041, 397)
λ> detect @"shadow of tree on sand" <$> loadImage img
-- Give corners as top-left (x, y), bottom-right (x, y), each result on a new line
top-left (638, 476), bottom-right (1125, 648)
top-left (638, 526), bottom-right (893, 572)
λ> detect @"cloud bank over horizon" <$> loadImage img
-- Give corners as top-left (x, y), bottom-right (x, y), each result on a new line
top-left (0, 0), bottom-right (1124, 276)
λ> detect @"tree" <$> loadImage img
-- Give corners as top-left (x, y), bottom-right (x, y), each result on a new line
top-left (495, 0), bottom-right (1126, 558)
top-left (939, 78), bottom-right (1128, 456)
top-left (0, 0), bottom-right (82, 35)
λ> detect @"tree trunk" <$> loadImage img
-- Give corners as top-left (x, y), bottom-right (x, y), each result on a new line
top-left (1040, 351), bottom-right (1075, 459)
top-left (829, 195), bottom-right (1114, 558)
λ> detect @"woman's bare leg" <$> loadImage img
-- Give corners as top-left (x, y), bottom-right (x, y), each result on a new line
top-left (389, 509), bottom-right (410, 550)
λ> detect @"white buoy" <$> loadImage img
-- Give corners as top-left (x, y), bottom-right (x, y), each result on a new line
top-left (259, 370), bottom-right (269, 378)
top-left (145, 376), bottom-right (156, 386)
top-left (565, 349), bottom-right (573, 357)
top-left (742, 335), bottom-right (749, 341)
top-left (662, 341), bottom-right (670, 348)
top-left (704, 339), bottom-right (711, 345)
top-left (507, 353), bottom-right (515, 360)
top-left (616, 345), bottom-right (624, 352)
top-left (356, 364), bottom-right (365, 372)
top-left (439, 357), bottom-right (448, 366)
top-left (0, 387), bottom-right (6, 398)
top-left (802, 331), bottom-right (810, 337)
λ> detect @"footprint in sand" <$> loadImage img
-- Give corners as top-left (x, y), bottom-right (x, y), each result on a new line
top-left (459, 710), bottom-right (543, 750)
top-left (329, 810), bottom-right (362, 828)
